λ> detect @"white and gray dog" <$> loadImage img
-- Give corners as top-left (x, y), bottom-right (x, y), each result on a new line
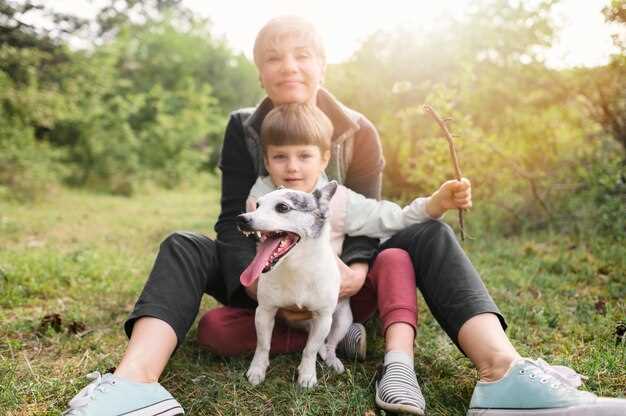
top-left (238, 181), bottom-right (353, 388)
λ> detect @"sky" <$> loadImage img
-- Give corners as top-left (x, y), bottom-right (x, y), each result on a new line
top-left (48, 0), bottom-right (620, 68)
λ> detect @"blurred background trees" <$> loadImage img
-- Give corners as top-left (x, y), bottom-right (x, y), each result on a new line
top-left (1, 0), bottom-right (624, 238)
top-left (0, 0), bottom-right (261, 197)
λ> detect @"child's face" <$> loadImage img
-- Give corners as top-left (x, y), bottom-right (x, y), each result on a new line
top-left (257, 34), bottom-right (325, 105)
top-left (264, 144), bottom-right (330, 193)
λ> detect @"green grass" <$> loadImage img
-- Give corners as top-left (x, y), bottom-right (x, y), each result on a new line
top-left (1, 176), bottom-right (624, 415)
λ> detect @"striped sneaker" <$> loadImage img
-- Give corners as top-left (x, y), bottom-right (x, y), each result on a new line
top-left (337, 322), bottom-right (367, 361)
top-left (63, 371), bottom-right (184, 416)
top-left (375, 362), bottom-right (426, 416)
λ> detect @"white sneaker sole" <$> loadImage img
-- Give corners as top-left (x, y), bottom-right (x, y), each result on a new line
top-left (467, 398), bottom-right (626, 416)
top-left (375, 383), bottom-right (425, 416)
top-left (119, 398), bottom-right (184, 416)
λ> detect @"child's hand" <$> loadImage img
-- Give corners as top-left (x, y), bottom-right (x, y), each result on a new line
top-left (426, 178), bottom-right (472, 218)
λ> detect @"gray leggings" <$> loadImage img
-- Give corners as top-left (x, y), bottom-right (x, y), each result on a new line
top-left (125, 220), bottom-right (506, 351)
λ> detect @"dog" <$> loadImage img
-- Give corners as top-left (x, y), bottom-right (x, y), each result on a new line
top-left (237, 181), bottom-right (353, 388)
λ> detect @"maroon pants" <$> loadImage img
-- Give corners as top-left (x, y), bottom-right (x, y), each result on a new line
top-left (197, 248), bottom-right (417, 356)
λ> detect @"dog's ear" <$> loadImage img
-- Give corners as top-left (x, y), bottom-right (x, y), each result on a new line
top-left (313, 181), bottom-right (338, 216)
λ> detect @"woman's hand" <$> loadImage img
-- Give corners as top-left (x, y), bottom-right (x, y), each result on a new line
top-left (337, 258), bottom-right (368, 299)
top-left (426, 177), bottom-right (472, 218)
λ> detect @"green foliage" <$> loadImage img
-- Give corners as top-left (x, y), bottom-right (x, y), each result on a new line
top-left (1, 0), bottom-right (623, 235)
top-left (0, 46), bottom-right (69, 201)
top-left (0, 2), bottom-right (262, 197)
top-left (327, 0), bottom-right (625, 237)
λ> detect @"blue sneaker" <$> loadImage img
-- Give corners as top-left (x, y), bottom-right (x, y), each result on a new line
top-left (63, 372), bottom-right (184, 416)
top-left (467, 358), bottom-right (626, 415)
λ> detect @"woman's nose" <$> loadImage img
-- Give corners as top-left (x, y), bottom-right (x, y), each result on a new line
top-left (280, 55), bottom-right (297, 73)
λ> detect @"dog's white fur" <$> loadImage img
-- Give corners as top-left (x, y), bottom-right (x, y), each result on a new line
top-left (238, 182), bottom-right (353, 388)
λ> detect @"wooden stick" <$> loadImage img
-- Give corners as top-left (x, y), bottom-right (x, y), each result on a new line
top-left (423, 104), bottom-right (466, 241)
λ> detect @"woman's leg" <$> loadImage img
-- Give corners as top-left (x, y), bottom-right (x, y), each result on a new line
top-left (118, 232), bottom-right (224, 382)
top-left (458, 313), bottom-right (520, 381)
top-left (379, 222), bottom-right (626, 414)
top-left (115, 317), bottom-right (178, 382)
top-left (64, 232), bottom-right (226, 415)
top-left (380, 221), bottom-right (516, 375)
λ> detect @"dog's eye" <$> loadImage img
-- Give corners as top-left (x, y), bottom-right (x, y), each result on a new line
top-left (275, 202), bottom-right (290, 213)
top-left (256, 202), bottom-right (260, 209)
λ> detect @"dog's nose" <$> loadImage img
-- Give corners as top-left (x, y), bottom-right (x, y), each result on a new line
top-left (237, 214), bottom-right (252, 229)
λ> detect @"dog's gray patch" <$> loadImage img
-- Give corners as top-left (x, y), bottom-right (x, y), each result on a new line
top-left (311, 214), bottom-right (326, 238)
top-left (285, 192), bottom-right (316, 212)
top-left (284, 190), bottom-right (327, 238)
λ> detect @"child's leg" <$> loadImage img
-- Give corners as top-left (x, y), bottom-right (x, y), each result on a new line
top-left (370, 248), bottom-right (418, 354)
top-left (367, 248), bottom-right (425, 416)
top-left (345, 248), bottom-right (417, 361)
top-left (197, 306), bottom-right (308, 356)
top-left (360, 248), bottom-right (418, 342)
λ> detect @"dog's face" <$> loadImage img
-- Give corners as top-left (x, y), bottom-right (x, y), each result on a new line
top-left (239, 181), bottom-right (337, 286)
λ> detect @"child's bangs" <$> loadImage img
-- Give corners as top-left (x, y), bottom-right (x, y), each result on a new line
top-left (263, 112), bottom-right (326, 149)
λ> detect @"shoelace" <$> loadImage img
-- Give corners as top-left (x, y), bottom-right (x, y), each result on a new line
top-left (521, 359), bottom-right (586, 389)
top-left (63, 372), bottom-right (117, 415)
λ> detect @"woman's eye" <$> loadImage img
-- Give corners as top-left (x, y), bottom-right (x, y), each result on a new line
top-left (295, 50), bottom-right (311, 59)
top-left (275, 203), bottom-right (290, 213)
top-left (273, 155), bottom-right (286, 160)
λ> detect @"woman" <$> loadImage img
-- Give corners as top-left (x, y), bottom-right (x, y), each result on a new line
top-left (63, 15), bottom-right (626, 416)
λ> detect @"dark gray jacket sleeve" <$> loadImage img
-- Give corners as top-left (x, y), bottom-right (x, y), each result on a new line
top-left (214, 111), bottom-right (258, 308)
top-left (340, 116), bottom-right (385, 266)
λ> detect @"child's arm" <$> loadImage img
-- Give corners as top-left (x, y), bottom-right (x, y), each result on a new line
top-left (343, 178), bottom-right (472, 240)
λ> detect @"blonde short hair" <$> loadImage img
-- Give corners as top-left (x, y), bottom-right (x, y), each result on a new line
top-left (261, 103), bottom-right (333, 154)
top-left (253, 15), bottom-right (326, 67)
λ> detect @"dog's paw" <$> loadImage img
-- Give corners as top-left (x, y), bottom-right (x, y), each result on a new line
top-left (246, 366), bottom-right (266, 385)
top-left (324, 354), bottom-right (345, 374)
top-left (297, 371), bottom-right (317, 388)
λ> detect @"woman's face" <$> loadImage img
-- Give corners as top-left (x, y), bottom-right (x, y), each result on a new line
top-left (257, 35), bottom-right (325, 105)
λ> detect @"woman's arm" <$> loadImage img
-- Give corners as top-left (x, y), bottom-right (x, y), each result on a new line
top-left (214, 111), bottom-right (259, 308)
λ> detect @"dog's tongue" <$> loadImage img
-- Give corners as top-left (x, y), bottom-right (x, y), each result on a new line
top-left (240, 237), bottom-right (282, 287)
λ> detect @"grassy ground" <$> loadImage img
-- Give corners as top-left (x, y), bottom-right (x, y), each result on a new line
top-left (1, 176), bottom-right (624, 415)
